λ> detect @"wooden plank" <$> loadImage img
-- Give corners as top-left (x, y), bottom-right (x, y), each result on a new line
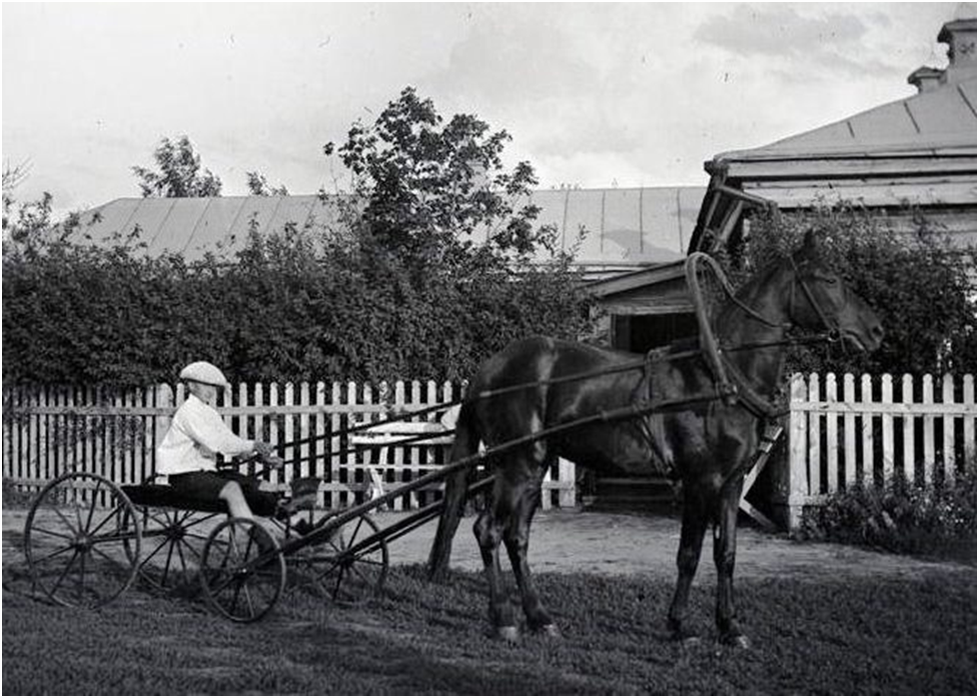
top-left (942, 375), bottom-right (956, 483)
top-left (843, 374), bottom-right (857, 488)
top-left (808, 374), bottom-right (821, 494)
top-left (922, 375), bottom-right (935, 481)
top-left (787, 374), bottom-right (809, 529)
top-left (901, 375), bottom-right (916, 484)
top-left (299, 382), bottom-right (310, 482)
top-left (858, 375), bottom-right (873, 485)
top-left (881, 374), bottom-right (894, 484)
top-left (825, 373), bottom-right (839, 493)
top-left (965, 375), bottom-right (976, 471)
top-left (330, 381), bottom-right (342, 510)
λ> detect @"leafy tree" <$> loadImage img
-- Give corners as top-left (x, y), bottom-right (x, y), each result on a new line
top-left (327, 86), bottom-right (551, 262)
top-left (246, 171), bottom-right (289, 196)
top-left (3, 88), bottom-right (594, 386)
top-left (3, 163), bottom-right (53, 244)
top-left (132, 135), bottom-right (222, 198)
top-left (730, 204), bottom-right (976, 377)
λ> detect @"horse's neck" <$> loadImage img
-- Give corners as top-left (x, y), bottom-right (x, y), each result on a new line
top-left (713, 268), bottom-right (791, 394)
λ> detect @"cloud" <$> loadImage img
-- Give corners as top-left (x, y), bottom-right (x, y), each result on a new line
top-left (693, 5), bottom-right (897, 77)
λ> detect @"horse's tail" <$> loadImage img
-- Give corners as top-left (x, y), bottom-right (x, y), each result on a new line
top-left (428, 401), bottom-right (480, 581)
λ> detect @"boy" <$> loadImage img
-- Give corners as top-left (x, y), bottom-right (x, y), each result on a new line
top-left (156, 361), bottom-right (280, 521)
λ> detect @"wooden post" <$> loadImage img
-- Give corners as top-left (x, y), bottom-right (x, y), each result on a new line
top-left (825, 373), bottom-right (839, 493)
top-left (902, 375), bottom-right (916, 484)
top-left (787, 374), bottom-right (808, 530)
top-left (843, 374), bottom-right (857, 488)
top-left (881, 374), bottom-right (894, 484)
top-left (922, 375), bottom-right (935, 483)
top-left (807, 373), bottom-right (821, 495)
top-left (860, 375), bottom-right (874, 486)
top-left (964, 375), bottom-right (976, 471)
top-left (942, 375), bottom-right (956, 483)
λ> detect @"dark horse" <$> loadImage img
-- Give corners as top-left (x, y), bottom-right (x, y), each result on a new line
top-left (428, 232), bottom-right (883, 646)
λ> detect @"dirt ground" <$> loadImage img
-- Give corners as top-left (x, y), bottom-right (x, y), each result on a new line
top-left (371, 508), bottom-right (974, 582)
top-left (2, 505), bottom-right (971, 584)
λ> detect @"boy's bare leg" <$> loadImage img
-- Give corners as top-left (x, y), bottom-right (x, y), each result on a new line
top-left (218, 481), bottom-right (255, 520)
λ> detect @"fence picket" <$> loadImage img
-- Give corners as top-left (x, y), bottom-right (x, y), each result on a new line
top-left (825, 373), bottom-right (839, 493)
top-left (860, 375), bottom-right (874, 485)
top-left (881, 374), bottom-right (894, 484)
top-left (922, 375), bottom-right (935, 478)
top-left (0, 374), bottom-right (571, 512)
top-left (942, 375), bottom-right (956, 483)
top-left (965, 375), bottom-right (976, 469)
top-left (901, 374), bottom-right (916, 485)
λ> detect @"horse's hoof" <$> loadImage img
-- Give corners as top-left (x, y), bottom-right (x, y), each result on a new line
top-left (670, 627), bottom-right (700, 645)
top-left (536, 624), bottom-right (561, 638)
top-left (493, 626), bottom-right (520, 643)
top-left (721, 633), bottom-right (751, 649)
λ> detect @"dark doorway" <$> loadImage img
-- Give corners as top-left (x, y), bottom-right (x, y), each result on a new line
top-left (612, 313), bottom-right (697, 353)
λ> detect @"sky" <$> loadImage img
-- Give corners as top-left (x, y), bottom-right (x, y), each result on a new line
top-left (1, 2), bottom-right (965, 219)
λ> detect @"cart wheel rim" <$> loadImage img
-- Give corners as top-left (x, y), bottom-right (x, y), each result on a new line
top-left (24, 471), bottom-right (140, 609)
top-left (292, 514), bottom-right (389, 607)
top-left (200, 517), bottom-right (286, 623)
top-left (129, 508), bottom-right (221, 593)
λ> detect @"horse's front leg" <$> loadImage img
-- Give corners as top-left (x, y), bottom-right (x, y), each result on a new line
top-left (473, 485), bottom-right (520, 642)
top-left (503, 465), bottom-right (557, 636)
top-left (668, 490), bottom-right (708, 641)
top-left (714, 477), bottom-right (749, 648)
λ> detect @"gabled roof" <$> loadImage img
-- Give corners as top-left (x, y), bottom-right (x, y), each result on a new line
top-left (63, 186), bottom-right (707, 271)
top-left (713, 75), bottom-right (976, 169)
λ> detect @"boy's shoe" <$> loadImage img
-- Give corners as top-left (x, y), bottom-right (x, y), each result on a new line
top-left (246, 524), bottom-right (278, 565)
top-left (292, 518), bottom-right (315, 537)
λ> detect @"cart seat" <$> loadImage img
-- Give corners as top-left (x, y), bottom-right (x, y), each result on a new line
top-left (121, 483), bottom-right (278, 517)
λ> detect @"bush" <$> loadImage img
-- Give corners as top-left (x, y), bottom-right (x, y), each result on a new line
top-left (800, 467), bottom-right (977, 562)
top-left (1, 219), bottom-right (593, 387)
top-left (730, 203), bottom-right (977, 377)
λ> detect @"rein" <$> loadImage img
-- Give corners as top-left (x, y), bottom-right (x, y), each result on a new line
top-left (678, 252), bottom-right (839, 419)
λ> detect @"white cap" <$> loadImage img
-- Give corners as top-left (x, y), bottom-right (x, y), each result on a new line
top-left (179, 361), bottom-right (231, 389)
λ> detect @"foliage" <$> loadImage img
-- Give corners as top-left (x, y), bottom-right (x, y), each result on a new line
top-left (800, 468), bottom-right (977, 562)
top-left (132, 135), bottom-right (222, 198)
top-left (730, 204), bottom-right (977, 377)
top-left (2, 162), bottom-right (56, 244)
top-left (327, 86), bottom-right (550, 261)
top-left (246, 171), bottom-right (289, 196)
top-left (3, 89), bottom-right (593, 387)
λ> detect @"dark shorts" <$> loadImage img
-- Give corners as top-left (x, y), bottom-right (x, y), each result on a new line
top-left (168, 471), bottom-right (279, 517)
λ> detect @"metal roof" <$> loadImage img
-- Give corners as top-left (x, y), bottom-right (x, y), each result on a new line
top-left (66, 186), bottom-right (707, 269)
top-left (714, 75), bottom-right (976, 166)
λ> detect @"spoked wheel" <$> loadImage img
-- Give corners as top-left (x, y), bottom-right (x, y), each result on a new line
top-left (23, 472), bottom-right (140, 609)
top-left (125, 508), bottom-right (223, 593)
top-left (199, 518), bottom-right (286, 623)
top-left (291, 514), bottom-right (389, 607)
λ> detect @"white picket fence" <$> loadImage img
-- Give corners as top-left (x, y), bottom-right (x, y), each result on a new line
top-left (2, 380), bottom-right (576, 511)
top-left (5, 373), bottom-right (974, 526)
top-left (785, 372), bottom-right (977, 529)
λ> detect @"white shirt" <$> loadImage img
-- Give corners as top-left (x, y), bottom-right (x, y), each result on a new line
top-left (156, 394), bottom-right (256, 475)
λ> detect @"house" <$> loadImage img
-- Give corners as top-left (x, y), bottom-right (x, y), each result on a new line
top-left (591, 10), bottom-right (977, 353)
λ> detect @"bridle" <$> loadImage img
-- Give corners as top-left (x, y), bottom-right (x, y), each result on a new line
top-left (679, 252), bottom-right (843, 417)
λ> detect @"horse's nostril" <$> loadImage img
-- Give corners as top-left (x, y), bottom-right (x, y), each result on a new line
top-left (872, 324), bottom-right (884, 339)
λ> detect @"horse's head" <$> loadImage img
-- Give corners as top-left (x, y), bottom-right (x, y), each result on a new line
top-left (788, 231), bottom-right (884, 352)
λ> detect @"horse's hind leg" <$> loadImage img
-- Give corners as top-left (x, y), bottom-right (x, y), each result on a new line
top-left (714, 481), bottom-right (749, 647)
top-left (503, 461), bottom-right (557, 636)
top-left (668, 488), bottom-right (709, 641)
